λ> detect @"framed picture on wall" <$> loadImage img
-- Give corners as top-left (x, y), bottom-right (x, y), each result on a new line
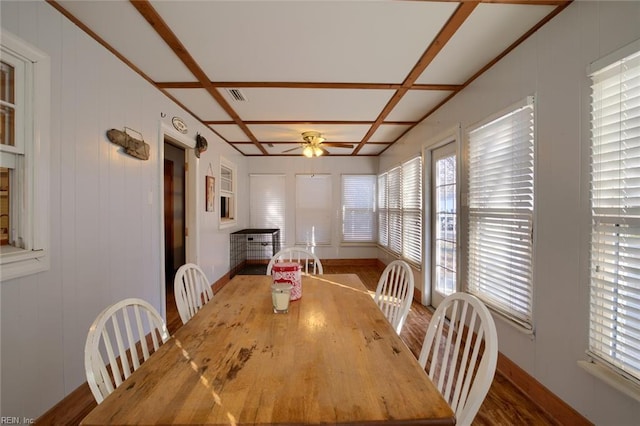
top-left (206, 175), bottom-right (215, 212)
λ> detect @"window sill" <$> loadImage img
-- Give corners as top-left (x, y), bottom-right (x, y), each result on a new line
top-left (485, 304), bottom-right (535, 336)
top-left (219, 219), bottom-right (236, 230)
top-left (0, 248), bottom-right (49, 281)
top-left (578, 359), bottom-right (640, 403)
top-left (340, 242), bottom-right (378, 247)
top-left (376, 245), bottom-right (422, 271)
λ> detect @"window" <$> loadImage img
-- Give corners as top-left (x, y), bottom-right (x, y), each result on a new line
top-left (587, 44), bottom-right (640, 384)
top-left (467, 96), bottom-right (535, 331)
top-left (341, 175), bottom-right (376, 243)
top-left (402, 156), bottom-right (422, 266)
top-left (0, 30), bottom-right (50, 281)
top-left (433, 144), bottom-right (457, 297)
top-left (219, 157), bottom-right (236, 228)
top-left (378, 155), bottom-right (423, 268)
top-left (296, 174), bottom-right (331, 247)
top-left (377, 173), bottom-right (388, 248)
top-left (387, 166), bottom-right (402, 256)
top-left (250, 174), bottom-right (285, 239)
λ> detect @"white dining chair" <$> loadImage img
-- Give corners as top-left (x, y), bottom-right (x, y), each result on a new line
top-left (418, 292), bottom-right (498, 426)
top-left (84, 298), bottom-right (170, 404)
top-left (373, 260), bottom-right (415, 334)
top-left (174, 263), bottom-right (214, 324)
top-left (266, 247), bottom-right (323, 275)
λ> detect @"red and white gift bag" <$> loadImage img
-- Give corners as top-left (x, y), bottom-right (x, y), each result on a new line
top-left (272, 262), bottom-right (302, 301)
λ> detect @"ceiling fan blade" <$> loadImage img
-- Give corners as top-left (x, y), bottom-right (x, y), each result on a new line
top-left (322, 142), bottom-right (354, 149)
top-left (319, 146), bottom-right (330, 156)
top-left (282, 146), bottom-right (302, 153)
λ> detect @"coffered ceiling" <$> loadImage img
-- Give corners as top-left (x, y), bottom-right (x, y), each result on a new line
top-left (49, 0), bottom-right (571, 156)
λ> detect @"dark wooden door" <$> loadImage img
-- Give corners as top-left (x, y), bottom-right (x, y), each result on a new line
top-left (164, 158), bottom-right (175, 288)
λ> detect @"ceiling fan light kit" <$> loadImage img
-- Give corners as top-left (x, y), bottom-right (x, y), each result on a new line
top-left (302, 131), bottom-right (324, 144)
top-left (302, 145), bottom-right (322, 158)
top-left (281, 131), bottom-right (355, 156)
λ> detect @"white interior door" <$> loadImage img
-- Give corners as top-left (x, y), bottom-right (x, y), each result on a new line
top-left (430, 142), bottom-right (457, 308)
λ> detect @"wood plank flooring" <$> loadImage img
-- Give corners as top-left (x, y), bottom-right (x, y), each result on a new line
top-left (36, 264), bottom-right (560, 425)
top-left (324, 265), bottom-right (560, 426)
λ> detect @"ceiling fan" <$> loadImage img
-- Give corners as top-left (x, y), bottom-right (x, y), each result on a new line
top-left (283, 131), bottom-right (354, 157)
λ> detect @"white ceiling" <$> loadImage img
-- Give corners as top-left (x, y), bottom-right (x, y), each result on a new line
top-left (51, 0), bottom-right (571, 157)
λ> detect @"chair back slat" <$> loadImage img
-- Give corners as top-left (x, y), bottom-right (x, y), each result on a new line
top-left (85, 298), bottom-right (169, 404)
top-left (100, 325), bottom-right (123, 387)
top-left (438, 299), bottom-right (459, 396)
top-left (447, 302), bottom-right (473, 410)
top-left (266, 247), bottom-right (324, 275)
top-left (132, 305), bottom-right (149, 364)
top-left (374, 260), bottom-right (415, 334)
top-left (145, 309), bottom-right (162, 351)
top-left (116, 313), bottom-right (135, 381)
top-left (427, 312), bottom-right (446, 379)
top-left (174, 263), bottom-right (214, 324)
top-left (455, 324), bottom-right (483, 414)
top-left (418, 292), bottom-right (498, 426)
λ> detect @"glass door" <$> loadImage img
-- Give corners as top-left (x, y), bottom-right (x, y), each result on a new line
top-left (431, 142), bottom-right (457, 308)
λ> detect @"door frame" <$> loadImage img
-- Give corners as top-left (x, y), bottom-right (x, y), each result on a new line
top-left (158, 121), bottom-right (199, 320)
top-left (422, 124), bottom-right (461, 308)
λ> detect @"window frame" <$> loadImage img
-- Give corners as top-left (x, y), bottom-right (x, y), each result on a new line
top-left (341, 174), bottom-right (377, 245)
top-left (377, 173), bottom-right (388, 248)
top-left (465, 96), bottom-right (536, 332)
top-left (0, 30), bottom-right (50, 281)
top-left (377, 155), bottom-right (423, 269)
top-left (249, 173), bottom-right (286, 240)
top-left (295, 174), bottom-right (332, 247)
top-left (581, 39), bottom-right (640, 400)
top-left (219, 157), bottom-right (237, 229)
top-left (401, 156), bottom-right (423, 267)
top-left (432, 142), bottom-right (458, 299)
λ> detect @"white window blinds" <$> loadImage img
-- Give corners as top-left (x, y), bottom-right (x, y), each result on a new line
top-left (249, 174), bottom-right (285, 239)
top-left (467, 97), bottom-right (535, 330)
top-left (388, 166), bottom-right (402, 256)
top-left (377, 156), bottom-right (423, 268)
top-left (296, 174), bottom-right (332, 246)
top-left (341, 175), bottom-right (376, 243)
top-left (402, 157), bottom-right (423, 266)
top-left (378, 174), bottom-right (388, 248)
top-left (589, 47), bottom-right (640, 382)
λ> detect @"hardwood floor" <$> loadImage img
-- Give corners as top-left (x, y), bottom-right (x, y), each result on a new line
top-left (324, 265), bottom-right (561, 426)
top-left (37, 264), bottom-right (560, 425)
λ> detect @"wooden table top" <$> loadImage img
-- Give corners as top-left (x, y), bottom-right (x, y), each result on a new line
top-left (80, 274), bottom-right (455, 425)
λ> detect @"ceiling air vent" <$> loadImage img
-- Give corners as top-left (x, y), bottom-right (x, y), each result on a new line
top-left (226, 88), bottom-right (247, 102)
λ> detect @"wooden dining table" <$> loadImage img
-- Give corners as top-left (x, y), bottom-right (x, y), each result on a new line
top-left (80, 273), bottom-right (456, 425)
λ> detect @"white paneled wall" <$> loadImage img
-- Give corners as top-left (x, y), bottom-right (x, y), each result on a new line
top-left (3, 0), bottom-right (639, 424)
top-left (0, 0), bottom-right (246, 419)
top-left (380, 2), bottom-right (640, 424)
top-left (246, 156), bottom-right (380, 260)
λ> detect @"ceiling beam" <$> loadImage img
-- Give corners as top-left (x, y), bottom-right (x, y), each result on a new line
top-left (130, 0), bottom-right (268, 154)
top-left (156, 81), bottom-right (462, 91)
top-left (412, 0), bottom-right (573, 127)
top-left (46, 0), bottom-right (234, 148)
top-left (353, 1), bottom-right (479, 154)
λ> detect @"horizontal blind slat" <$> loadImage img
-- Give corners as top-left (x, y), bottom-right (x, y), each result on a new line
top-left (467, 99), bottom-right (534, 327)
top-left (342, 175), bottom-right (377, 243)
top-left (590, 48), bottom-right (640, 382)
